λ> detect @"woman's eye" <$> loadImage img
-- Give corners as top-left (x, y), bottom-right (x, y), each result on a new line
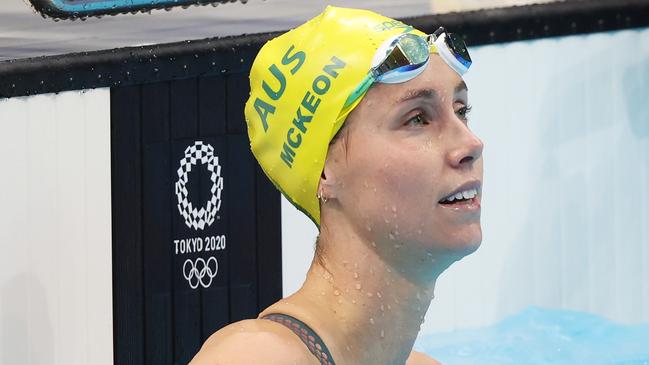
top-left (456, 104), bottom-right (472, 122)
top-left (405, 113), bottom-right (428, 127)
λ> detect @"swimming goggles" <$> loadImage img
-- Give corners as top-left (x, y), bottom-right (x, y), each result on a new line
top-left (343, 27), bottom-right (472, 109)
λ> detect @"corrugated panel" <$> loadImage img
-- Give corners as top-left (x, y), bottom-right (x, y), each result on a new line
top-left (110, 72), bottom-right (283, 364)
top-left (0, 89), bottom-right (112, 364)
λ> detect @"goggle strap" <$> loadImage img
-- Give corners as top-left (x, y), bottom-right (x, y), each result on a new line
top-left (343, 73), bottom-right (375, 110)
top-left (432, 27), bottom-right (446, 40)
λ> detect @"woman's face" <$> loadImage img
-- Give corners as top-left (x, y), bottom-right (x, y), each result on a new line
top-left (325, 55), bottom-right (484, 271)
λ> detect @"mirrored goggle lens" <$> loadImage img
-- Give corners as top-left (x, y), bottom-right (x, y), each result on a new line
top-left (375, 34), bottom-right (430, 75)
top-left (445, 33), bottom-right (472, 68)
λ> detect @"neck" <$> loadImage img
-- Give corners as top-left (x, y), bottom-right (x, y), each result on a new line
top-left (287, 217), bottom-right (454, 365)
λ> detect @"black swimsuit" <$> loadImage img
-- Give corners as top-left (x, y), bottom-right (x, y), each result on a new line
top-left (262, 313), bottom-right (337, 365)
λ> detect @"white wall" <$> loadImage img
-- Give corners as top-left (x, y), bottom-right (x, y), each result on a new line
top-left (0, 90), bottom-right (113, 364)
top-left (281, 27), bottom-right (649, 333)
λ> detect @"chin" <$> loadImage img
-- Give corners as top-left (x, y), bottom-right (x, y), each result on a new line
top-left (430, 226), bottom-right (482, 258)
top-left (460, 238), bottom-right (482, 256)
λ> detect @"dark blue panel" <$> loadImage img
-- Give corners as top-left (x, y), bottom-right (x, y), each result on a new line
top-left (141, 81), bottom-right (174, 365)
top-left (111, 84), bottom-right (145, 365)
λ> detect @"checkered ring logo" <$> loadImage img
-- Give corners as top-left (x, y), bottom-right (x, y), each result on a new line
top-left (175, 141), bottom-right (223, 230)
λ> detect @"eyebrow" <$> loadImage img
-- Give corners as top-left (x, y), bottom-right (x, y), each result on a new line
top-left (396, 88), bottom-right (438, 105)
top-left (396, 81), bottom-right (468, 105)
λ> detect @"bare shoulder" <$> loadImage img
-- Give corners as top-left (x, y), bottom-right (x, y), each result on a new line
top-left (407, 350), bottom-right (442, 365)
top-left (189, 318), bottom-right (318, 365)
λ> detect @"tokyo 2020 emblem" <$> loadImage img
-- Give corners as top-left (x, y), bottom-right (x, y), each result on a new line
top-left (175, 141), bottom-right (223, 230)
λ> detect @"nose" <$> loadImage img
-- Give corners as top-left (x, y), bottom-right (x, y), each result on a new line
top-left (447, 125), bottom-right (483, 168)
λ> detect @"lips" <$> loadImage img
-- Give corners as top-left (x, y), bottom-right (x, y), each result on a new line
top-left (438, 180), bottom-right (481, 204)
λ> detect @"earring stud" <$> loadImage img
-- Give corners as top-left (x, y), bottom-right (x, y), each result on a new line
top-left (317, 191), bottom-right (328, 203)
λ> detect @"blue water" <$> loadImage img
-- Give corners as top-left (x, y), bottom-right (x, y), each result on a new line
top-left (415, 307), bottom-right (649, 365)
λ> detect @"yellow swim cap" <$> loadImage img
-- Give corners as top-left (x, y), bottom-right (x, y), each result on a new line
top-left (244, 6), bottom-right (427, 227)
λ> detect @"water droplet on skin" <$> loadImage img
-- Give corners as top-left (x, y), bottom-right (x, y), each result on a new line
top-left (351, 299), bottom-right (357, 304)
top-left (366, 292), bottom-right (373, 297)
top-left (337, 298), bottom-right (343, 304)
top-left (353, 272), bottom-right (359, 279)
top-left (391, 205), bottom-right (397, 213)
top-left (369, 318), bottom-right (375, 325)
top-left (384, 217), bottom-right (390, 224)
top-left (321, 291), bottom-right (326, 296)
top-left (387, 304), bottom-right (392, 310)
top-left (388, 232), bottom-right (395, 240)
top-left (365, 225), bottom-right (372, 232)
top-left (355, 283), bottom-right (362, 290)
top-left (393, 243), bottom-right (402, 249)
top-left (334, 290), bottom-right (340, 296)
top-left (380, 304), bottom-right (385, 311)
top-left (376, 292), bottom-right (382, 298)
top-left (386, 268), bottom-right (392, 273)
top-left (380, 329), bottom-right (385, 338)
top-left (370, 241), bottom-right (377, 248)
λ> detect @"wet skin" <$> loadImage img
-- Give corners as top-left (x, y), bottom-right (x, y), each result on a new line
top-left (190, 55), bottom-right (484, 365)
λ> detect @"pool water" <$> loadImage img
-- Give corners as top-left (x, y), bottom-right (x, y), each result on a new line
top-left (415, 307), bottom-right (649, 365)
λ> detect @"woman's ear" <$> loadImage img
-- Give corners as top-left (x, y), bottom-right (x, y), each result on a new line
top-left (318, 143), bottom-right (343, 201)
top-left (318, 159), bottom-right (333, 201)
top-left (319, 120), bottom-right (352, 201)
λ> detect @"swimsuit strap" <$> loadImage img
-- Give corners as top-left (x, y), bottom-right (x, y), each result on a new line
top-left (261, 313), bottom-right (337, 365)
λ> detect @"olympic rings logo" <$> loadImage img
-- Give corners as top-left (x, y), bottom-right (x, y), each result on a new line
top-left (183, 256), bottom-right (218, 289)
top-left (175, 141), bottom-right (223, 230)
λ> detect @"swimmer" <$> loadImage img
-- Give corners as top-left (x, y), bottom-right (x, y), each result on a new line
top-left (190, 6), bottom-right (483, 365)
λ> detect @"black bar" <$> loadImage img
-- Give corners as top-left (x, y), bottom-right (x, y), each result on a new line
top-left (198, 75), bottom-right (227, 137)
top-left (255, 164), bottom-right (283, 313)
top-left (226, 135), bottom-right (258, 322)
top-left (141, 82), bottom-right (174, 365)
top-left (226, 73), bottom-right (249, 134)
top-left (111, 85), bottom-right (145, 365)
